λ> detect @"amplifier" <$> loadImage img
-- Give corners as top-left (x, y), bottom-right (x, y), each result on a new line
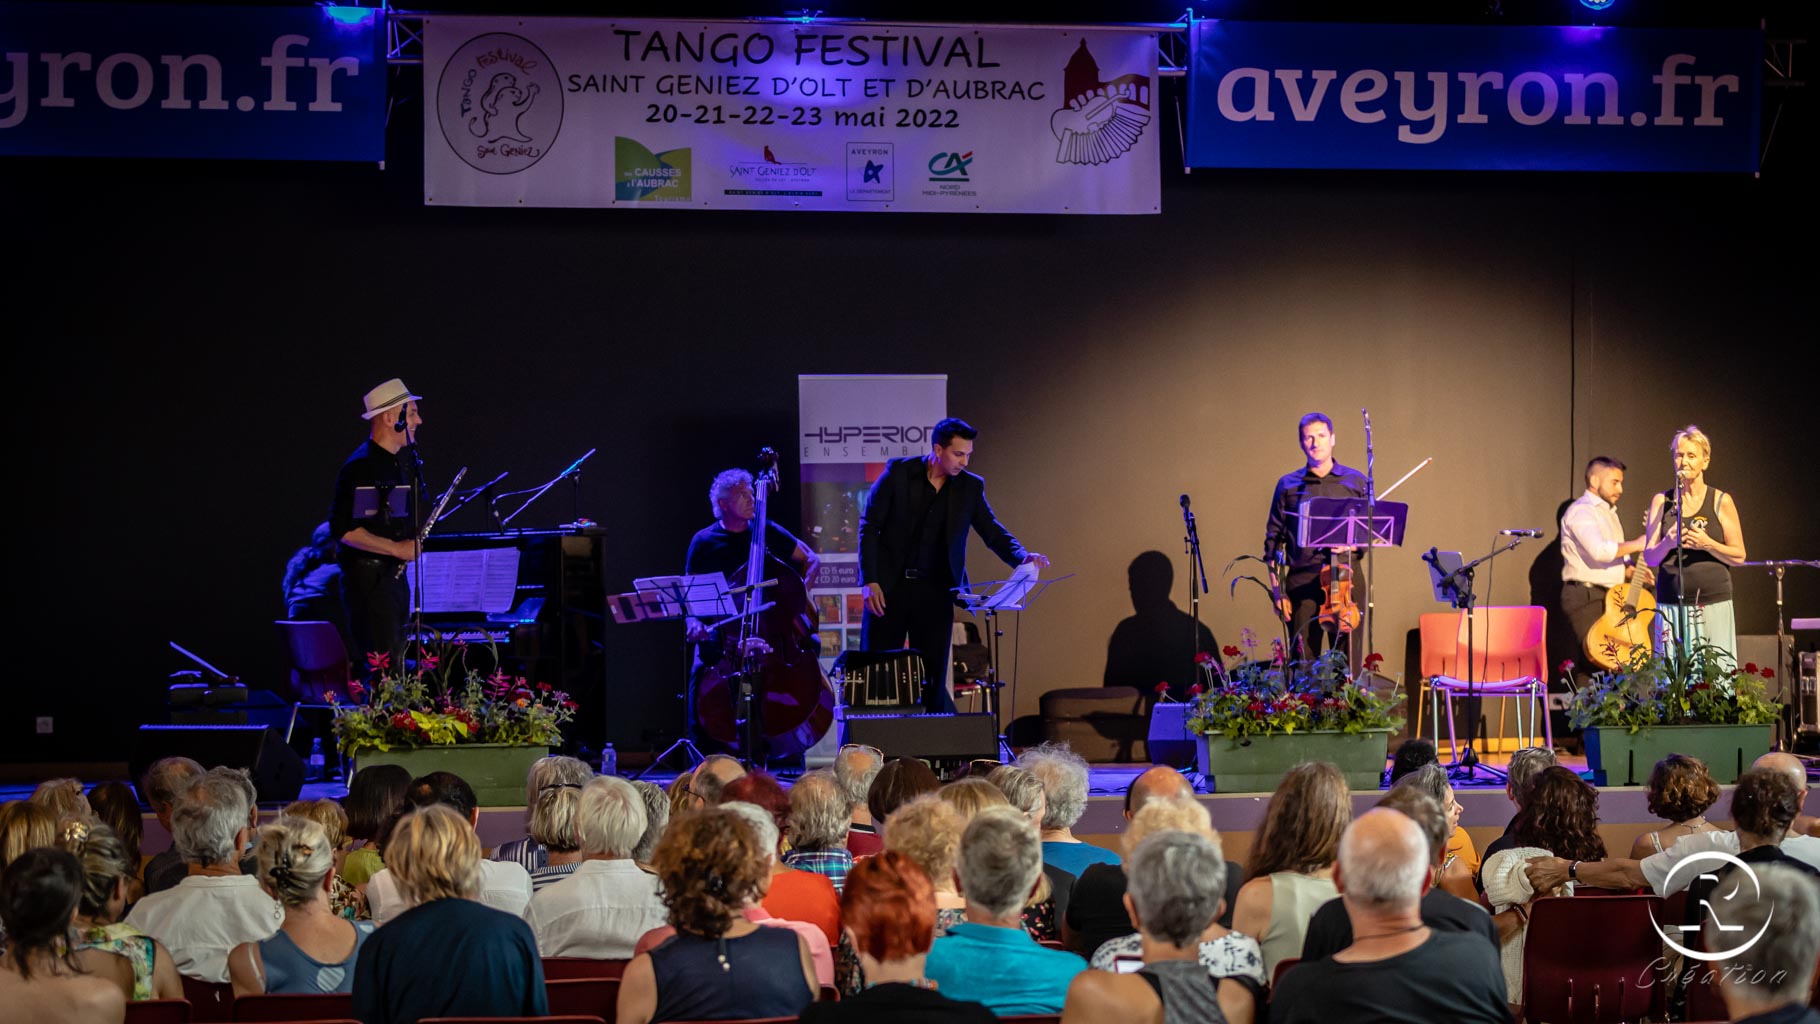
top-left (842, 711), bottom-right (1000, 773)
top-left (1800, 650), bottom-right (1819, 733)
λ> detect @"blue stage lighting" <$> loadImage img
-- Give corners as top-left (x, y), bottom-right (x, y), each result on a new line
top-left (1579, 0), bottom-right (1616, 9)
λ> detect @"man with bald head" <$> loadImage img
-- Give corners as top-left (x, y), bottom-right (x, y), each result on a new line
top-left (1272, 809), bottom-right (1510, 1023)
top-left (1063, 767), bottom-right (1232, 954)
top-left (686, 754), bottom-right (747, 808)
top-left (1526, 751), bottom-right (1820, 895)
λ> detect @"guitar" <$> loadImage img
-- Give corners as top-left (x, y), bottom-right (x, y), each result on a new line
top-left (1584, 519), bottom-right (1657, 670)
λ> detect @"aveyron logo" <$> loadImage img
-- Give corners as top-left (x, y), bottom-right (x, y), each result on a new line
top-left (437, 33), bottom-right (562, 174)
top-left (1652, 852), bottom-right (1775, 961)
top-left (615, 138), bottom-right (691, 203)
top-left (726, 145), bottom-right (823, 197)
top-left (923, 150), bottom-right (977, 199)
top-left (1050, 40), bottom-right (1150, 166)
top-left (846, 142), bottom-right (893, 202)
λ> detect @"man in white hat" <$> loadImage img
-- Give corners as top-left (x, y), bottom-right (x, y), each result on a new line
top-left (328, 378), bottom-right (425, 670)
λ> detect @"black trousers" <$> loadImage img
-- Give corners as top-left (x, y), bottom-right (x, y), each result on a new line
top-left (1286, 582), bottom-right (1353, 662)
top-left (340, 556), bottom-right (409, 673)
top-left (861, 578), bottom-right (957, 713)
top-left (1561, 581), bottom-right (1611, 648)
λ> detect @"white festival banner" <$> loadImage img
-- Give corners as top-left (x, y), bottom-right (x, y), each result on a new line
top-left (423, 17), bottom-right (1159, 213)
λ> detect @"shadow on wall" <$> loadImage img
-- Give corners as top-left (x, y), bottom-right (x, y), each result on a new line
top-left (1104, 550), bottom-right (1218, 701)
top-left (1529, 498), bottom-right (1579, 744)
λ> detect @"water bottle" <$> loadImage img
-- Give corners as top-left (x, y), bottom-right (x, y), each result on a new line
top-left (308, 737), bottom-right (325, 781)
top-left (601, 742), bottom-right (617, 777)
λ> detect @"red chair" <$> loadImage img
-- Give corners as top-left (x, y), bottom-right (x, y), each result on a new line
top-left (275, 619), bottom-right (353, 761)
top-left (545, 977), bottom-right (619, 1019)
top-left (1272, 957), bottom-right (1300, 989)
top-left (423, 1017), bottom-right (605, 1024)
top-left (180, 977), bottom-right (236, 1023)
top-left (542, 957), bottom-right (631, 980)
top-left (1522, 894), bottom-right (1665, 1023)
top-left (817, 984), bottom-right (839, 1002)
top-left (1419, 607), bottom-right (1552, 755)
top-left (232, 993), bottom-right (355, 1021)
top-left (126, 1000), bottom-right (194, 1024)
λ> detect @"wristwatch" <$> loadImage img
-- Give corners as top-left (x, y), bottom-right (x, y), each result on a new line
top-left (1569, 860), bottom-right (1580, 880)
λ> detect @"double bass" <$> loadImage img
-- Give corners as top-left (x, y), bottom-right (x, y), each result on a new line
top-left (693, 449), bottom-right (836, 760)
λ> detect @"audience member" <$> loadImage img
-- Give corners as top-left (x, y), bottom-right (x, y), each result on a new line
top-left (496, 755), bottom-right (594, 872)
top-left (1631, 753), bottom-right (1724, 860)
top-left (883, 795), bottom-right (970, 932)
top-left (665, 771), bottom-right (696, 823)
top-left (62, 822), bottom-right (183, 1001)
top-left (618, 808), bottom-right (818, 1024)
top-left (352, 804), bottom-right (547, 1024)
top-left (940, 777), bottom-right (1066, 940)
top-left (229, 816), bottom-right (374, 996)
top-left (125, 769), bottom-right (280, 982)
top-left (1020, 743), bottom-right (1122, 876)
top-left (985, 764), bottom-right (1048, 828)
top-left (800, 851), bottom-right (995, 1024)
top-left (629, 779), bottom-right (670, 866)
top-left (1527, 751), bottom-right (1820, 895)
top-left (282, 798), bottom-right (365, 920)
top-left (0, 801), bottom-right (58, 873)
top-left (1086, 796), bottom-right (1264, 1024)
top-left (30, 778), bottom-right (94, 827)
top-left (784, 770), bottom-right (855, 892)
top-left (137, 756), bottom-right (204, 895)
top-left (1702, 863), bottom-right (1820, 1024)
top-left (341, 764), bottom-right (411, 889)
top-left (725, 774), bottom-right (842, 947)
top-left (1386, 739), bottom-right (1438, 786)
top-left (689, 754), bottom-right (748, 808)
top-left (1481, 765), bottom-right (1606, 1009)
top-left (526, 774), bottom-right (588, 892)
top-left (367, 771), bottom-right (533, 923)
top-left (1271, 809), bottom-right (1509, 1023)
top-left (1385, 764), bottom-right (1476, 898)
top-left (717, 801), bottom-right (837, 984)
top-left (1681, 768), bottom-right (1820, 935)
top-left (1067, 766), bottom-right (1200, 955)
top-left (0, 847), bottom-right (127, 1024)
top-left (1301, 786), bottom-right (1497, 960)
top-left (1478, 746), bottom-right (1558, 871)
top-left (83, 783), bottom-right (144, 904)
top-left (1063, 831), bottom-right (1235, 1024)
top-left (867, 758), bottom-right (941, 827)
top-left (836, 743), bottom-right (885, 856)
top-left (201, 767), bottom-right (263, 877)
top-left (924, 807), bottom-right (1087, 1014)
top-left (1230, 761), bottom-right (1348, 979)
top-left (526, 776), bottom-right (668, 958)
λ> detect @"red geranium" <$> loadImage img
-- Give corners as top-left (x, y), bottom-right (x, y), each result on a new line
top-left (1154, 682), bottom-right (1171, 695)
top-left (1195, 651), bottom-right (1214, 666)
top-left (1188, 684), bottom-right (1204, 697)
top-left (1222, 645), bottom-right (1242, 658)
top-left (366, 651), bottom-right (391, 670)
top-left (537, 682), bottom-right (553, 692)
top-left (1558, 659), bottom-right (1577, 675)
top-left (1763, 668), bottom-right (1776, 680)
top-left (1364, 652), bottom-right (1384, 670)
top-left (1745, 662), bottom-right (1759, 674)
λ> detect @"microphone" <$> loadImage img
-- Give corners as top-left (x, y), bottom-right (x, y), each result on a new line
top-left (394, 404), bottom-right (408, 434)
top-left (1500, 529), bottom-right (1543, 538)
top-left (1179, 494), bottom-right (1191, 509)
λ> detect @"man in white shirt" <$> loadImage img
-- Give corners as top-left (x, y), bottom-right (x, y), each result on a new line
top-left (368, 771), bottom-right (532, 924)
top-left (1560, 456), bottom-right (1654, 647)
top-left (125, 771), bottom-right (281, 982)
top-left (526, 776), bottom-right (669, 957)
top-left (1525, 752), bottom-right (1820, 894)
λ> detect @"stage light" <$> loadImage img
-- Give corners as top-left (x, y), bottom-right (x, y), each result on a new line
top-left (1578, 0), bottom-right (1616, 10)
top-left (319, 4), bottom-right (378, 26)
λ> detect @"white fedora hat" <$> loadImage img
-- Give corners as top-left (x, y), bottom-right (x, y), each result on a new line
top-left (361, 378), bottom-right (423, 419)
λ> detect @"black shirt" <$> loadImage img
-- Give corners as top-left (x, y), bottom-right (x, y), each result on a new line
top-left (1270, 929), bottom-right (1511, 1024)
top-left (1263, 462), bottom-right (1369, 591)
top-left (909, 475), bottom-right (953, 581)
top-left (1299, 888), bottom-right (1501, 961)
top-left (1683, 845), bottom-right (1820, 932)
top-left (330, 439), bottom-right (420, 555)
top-left (685, 521), bottom-right (803, 584)
top-left (352, 898), bottom-right (547, 1024)
top-left (1066, 862), bottom-right (1130, 956)
top-left (798, 981), bottom-right (996, 1024)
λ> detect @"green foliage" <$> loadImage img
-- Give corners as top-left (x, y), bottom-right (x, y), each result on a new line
top-left (1187, 633), bottom-right (1403, 745)
top-left (331, 642), bottom-right (575, 757)
top-left (1566, 638), bottom-right (1780, 733)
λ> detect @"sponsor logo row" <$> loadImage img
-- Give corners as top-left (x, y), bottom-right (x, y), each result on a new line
top-left (617, 140), bottom-right (982, 203)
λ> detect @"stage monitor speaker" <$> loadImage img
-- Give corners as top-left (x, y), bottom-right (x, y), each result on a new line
top-left (842, 712), bottom-right (1000, 768)
top-left (130, 724), bottom-right (304, 804)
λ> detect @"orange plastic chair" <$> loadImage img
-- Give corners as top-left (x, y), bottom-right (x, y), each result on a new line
top-left (1419, 607), bottom-right (1552, 754)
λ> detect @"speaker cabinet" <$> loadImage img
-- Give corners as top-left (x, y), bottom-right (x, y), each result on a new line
top-left (841, 712), bottom-right (1000, 768)
top-left (130, 725), bottom-right (304, 804)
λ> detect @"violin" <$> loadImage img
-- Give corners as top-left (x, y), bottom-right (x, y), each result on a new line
top-left (1316, 551), bottom-right (1361, 636)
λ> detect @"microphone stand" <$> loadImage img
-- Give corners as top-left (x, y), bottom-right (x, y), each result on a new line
top-left (1181, 495), bottom-right (1209, 690)
top-left (1362, 409), bottom-right (1376, 678)
top-left (402, 418), bottom-right (428, 673)
top-left (1430, 537), bottom-right (1531, 782)
top-left (443, 471), bottom-right (509, 522)
top-left (494, 449), bottom-right (597, 529)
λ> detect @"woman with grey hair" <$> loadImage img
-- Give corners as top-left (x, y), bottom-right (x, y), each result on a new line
top-left (525, 776), bottom-right (668, 959)
top-left (1064, 831), bottom-right (1232, 1024)
top-left (783, 771), bottom-right (855, 892)
top-left (1018, 743), bottom-right (1120, 876)
top-left (1390, 764), bottom-right (1475, 900)
top-left (496, 756), bottom-right (594, 871)
top-left (229, 816), bottom-right (374, 996)
top-left (528, 777), bottom-right (588, 893)
top-left (628, 779), bottom-right (669, 866)
top-left (986, 765), bottom-right (1048, 827)
top-left (124, 771), bottom-right (281, 983)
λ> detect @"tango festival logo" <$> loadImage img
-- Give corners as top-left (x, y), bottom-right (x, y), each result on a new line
top-left (1050, 40), bottom-right (1151, 166)
top-left (437, 33), bottom-right (563, 174)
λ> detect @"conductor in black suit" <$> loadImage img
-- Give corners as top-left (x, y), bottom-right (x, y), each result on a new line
top-left (859, 417), bottom-right (1049, 713)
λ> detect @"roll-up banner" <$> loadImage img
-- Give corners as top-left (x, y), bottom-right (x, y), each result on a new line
top-left (0, 2), bottom-right (386, 160)
top-left (423, 17), bottom-right (1159, 213)
top-left (798, 374), bottom-right (946, 668)
top-left (1187, 21), bottom-right (1760, 172)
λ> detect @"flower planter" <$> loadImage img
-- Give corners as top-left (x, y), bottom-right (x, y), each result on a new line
top-left (353, 743), bottom-right (549, 806)
top-left (1196, 729), bottom-right (1395, 793)
top-left (1583, 724), bottom-right (1771, 787)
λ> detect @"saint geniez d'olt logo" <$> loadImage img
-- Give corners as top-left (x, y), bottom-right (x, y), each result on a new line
top-left (1050, 40), bottom-right (1150, 166)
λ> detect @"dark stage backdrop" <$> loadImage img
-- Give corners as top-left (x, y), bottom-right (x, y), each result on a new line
top-left (9, 66), bottom-right (1815, 764)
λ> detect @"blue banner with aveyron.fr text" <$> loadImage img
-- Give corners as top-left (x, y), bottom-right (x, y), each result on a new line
top-left (1187, 21), bottom-right (1760, 172)
top-left (0, 2), bottom-right (385, 160)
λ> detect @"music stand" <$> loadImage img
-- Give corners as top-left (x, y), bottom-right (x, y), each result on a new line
top-left (1298, 497), bottom-right (1408, 672)
top-left (610, 574), bottom-right (742, 778)
top-left (956, 567), bottom-right (1071, 761)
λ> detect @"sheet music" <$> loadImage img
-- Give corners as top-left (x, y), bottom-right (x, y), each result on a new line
top-left (635, 575), bottom-right (740, 619)
top-left (410, 549), bottom-right (521, 613)
top-left (983, 561), bottom-right (1041, 611)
